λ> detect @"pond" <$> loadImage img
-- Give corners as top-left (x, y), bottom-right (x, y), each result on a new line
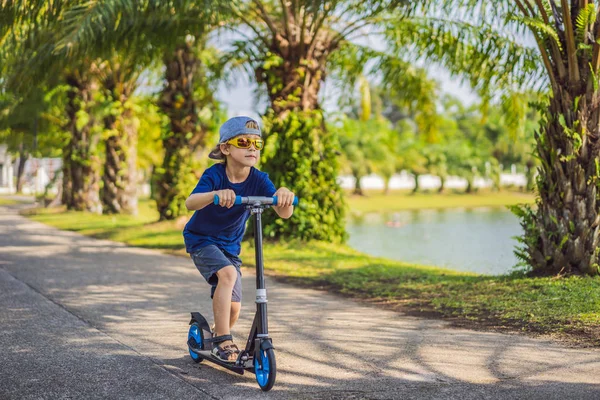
top-left (346, 207), bottom-right (524, 275)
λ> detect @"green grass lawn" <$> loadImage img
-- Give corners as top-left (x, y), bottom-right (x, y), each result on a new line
top-left (246, 240), bottom-right (600, 344)
top-left (345, 189), bottom-right (536, 214)
top-left (0, 197), bottom-right (19, 206)
top-left (22, 195), bottom-right (600, 345)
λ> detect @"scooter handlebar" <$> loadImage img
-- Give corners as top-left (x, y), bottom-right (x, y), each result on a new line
top-left (213, 194), bottom-right (298, 206)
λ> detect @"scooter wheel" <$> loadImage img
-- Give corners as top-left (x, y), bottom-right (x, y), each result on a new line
top-left (254, 348), bottom-right (276, 391)
top-left (188, 322), bottom-right (204, 363)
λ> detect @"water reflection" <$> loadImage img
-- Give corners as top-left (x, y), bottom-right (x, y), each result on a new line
top-left (347, 208), bottom-right (522, 275)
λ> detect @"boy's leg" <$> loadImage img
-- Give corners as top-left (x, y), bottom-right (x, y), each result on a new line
top-left (230, 301), bottom-right (241, 329)
top-left (209, 296), bottom-right (241, 330)
top-left (229, 268), bottom-right (242, 329)
top-left (212, 265), bottom-right (238, 348)
top-left (191, 245), bottom-right (242, 362)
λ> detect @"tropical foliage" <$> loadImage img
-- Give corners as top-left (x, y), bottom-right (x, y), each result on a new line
top-left (4, 0), bottom-right (594, 278)
top-left (428, 0), bottom-right (600, 276)
top-left (261, 111), bottom-right (347, 242)
top-left (217, 0), bottom-right (494, 240)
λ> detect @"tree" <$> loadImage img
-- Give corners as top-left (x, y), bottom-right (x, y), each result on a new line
top-left (395, 128), bottom-right (428, 193)
top-left (223, 0), bottom-right (462, 241)
top-left (153, 41), bottom-right (222, 220)
top-left (94, 56), bottom-right (144, 214)
top-left (1, 1), bottom-right (105, 212)
top-left (0, 84), bottom-right (69, 195)
top-left (56, 0), bottom-right (222, 219)
top-left (332, 114), bottom-right (396, 196)
top-left (335, 78), bottom-right (422, 195)
top-left (423, 145), bottom-right (449, 192)
top-left (422, 1), bottom-right (600, 275)
top-left (0, 90), bottom-right (45, 193)
top-left (62, 66), bottom-right (102, 212)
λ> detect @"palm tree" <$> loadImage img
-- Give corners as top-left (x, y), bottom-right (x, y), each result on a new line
top-left (56, 0), bottom-right (222, 219)
top-left (93, 55), bottom-right (144, 214)
top-left (63, 66), bottom-right (102, 212)
top-left (1, 1), bottom-right (104, 212)
top-left (153, 40), bottom-right (221, 220)
top-left (420, 0), bottom-right (600, 275)
top-left (222, 0), bottom-right (466, 241)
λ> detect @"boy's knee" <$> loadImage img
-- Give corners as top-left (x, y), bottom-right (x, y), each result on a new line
top-left (216, 265), bottom-right (238, 286)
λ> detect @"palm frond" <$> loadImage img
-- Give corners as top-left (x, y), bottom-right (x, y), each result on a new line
top-left (575, 3), bottom-right (596, 46)
top-left (382, 15), bottom-right (545, 97)
top-left (55, 0), bottom-right (222, 59)
top-left (327, 39), bottom-right (440, 142)
top-left (508, 14), bottom-right (562, 51)
top-left (218, 38), bottom-right (264, 89)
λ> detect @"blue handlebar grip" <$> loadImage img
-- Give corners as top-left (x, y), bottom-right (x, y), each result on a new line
top-left (272, 196), bottom-right (299, 206)
top-left (213, 194), bottom-right (243, 205)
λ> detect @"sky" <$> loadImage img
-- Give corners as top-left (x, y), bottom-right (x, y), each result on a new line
top-left (215, 67), bottom-right (479, 121)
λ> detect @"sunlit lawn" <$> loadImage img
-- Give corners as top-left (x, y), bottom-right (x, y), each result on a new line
top-left (22, 200), bottom-right (184, 249)
top-left (0, 197), bottom-right (19, 206)
top-left (22, 195), bottom-right (599, 344)
top-left (345, 189), bottom-right (536, 214)
top-left (246, 240), bottom-right (600, 343)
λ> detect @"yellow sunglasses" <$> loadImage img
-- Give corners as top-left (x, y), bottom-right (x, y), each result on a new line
top-left (226, 137), bottom-right (264, 150)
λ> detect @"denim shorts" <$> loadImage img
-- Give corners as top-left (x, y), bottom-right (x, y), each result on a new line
top-left (190, 245), bottom-right (243, 302)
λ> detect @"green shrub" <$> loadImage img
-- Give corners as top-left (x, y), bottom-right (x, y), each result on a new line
top-left (259, 110), bottom-right (347, 243)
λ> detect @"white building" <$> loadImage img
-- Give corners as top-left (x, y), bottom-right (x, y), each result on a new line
top-left (337, 169), bottom-right (527, 191)
top-left (0, 145), bottom-right (15, 194)
top-left (0, 144), bottom-right (61, 195)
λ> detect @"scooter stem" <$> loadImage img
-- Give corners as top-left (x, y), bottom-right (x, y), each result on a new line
top-left (253, 208), bottom-right (269, 336)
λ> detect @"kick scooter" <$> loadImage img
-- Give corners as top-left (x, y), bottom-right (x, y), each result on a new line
top-left (187, 194), bottom-right (298, 391)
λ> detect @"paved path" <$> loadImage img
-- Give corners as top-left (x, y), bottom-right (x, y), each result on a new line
top-left (1, 204), bottom-right (599, 399)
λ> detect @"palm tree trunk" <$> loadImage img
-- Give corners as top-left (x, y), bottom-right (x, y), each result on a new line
top-left (101, 109), bottom-right (138, 215)
top-left (15, 141), bottom-right (27, 194)
top-left (256, 50), bottom-right (326, 116)
top-left (352, 170), bottom-right (364, 196)
top-left (438, 175), bottom-right (446, 193)
top-left (64, 71), bottom-right (101, 212)
top-left (155, 42), bottom-right (209, 221)
top-left (520, 89), bottom-right (600, 276)
top-left (100, 61), bottom-right (138, 215)
top-left (525, 160), bottom-right (536, 192)
top-left (61, 150), bottom-right (72, 205)
top-left (383, 177), bottom-right (391, 195)
top-left (412, 173), bottom-right (420, 193)
top-left (465, 176), bottom-right (474, 193)
top-left (260, 110), bottom-right (347, 242)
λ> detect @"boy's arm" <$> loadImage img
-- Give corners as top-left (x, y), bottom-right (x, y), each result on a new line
top-left (272, 187), bottom-right (294, 219)
top-left (185, 189), bottom-right (237, 210)
top-left (185, 191), bottom-right (215, 211)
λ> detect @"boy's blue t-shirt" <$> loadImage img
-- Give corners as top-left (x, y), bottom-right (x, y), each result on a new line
top-left (183, 163), bottom-right (276, 256)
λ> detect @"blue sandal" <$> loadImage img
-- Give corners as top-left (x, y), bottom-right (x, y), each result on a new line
top-left (206, 334), bottom-right (239, 363)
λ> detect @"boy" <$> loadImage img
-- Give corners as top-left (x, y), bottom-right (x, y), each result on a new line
top-left (184, 116), bottom-right (295, 362)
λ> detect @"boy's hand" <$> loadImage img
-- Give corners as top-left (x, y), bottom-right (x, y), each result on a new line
top-left (274, 187), bottom-right (295, 208)
top-left (215, 189), bottom-right (236, 208)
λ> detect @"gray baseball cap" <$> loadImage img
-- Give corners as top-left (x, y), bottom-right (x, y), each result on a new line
top-left (208, 116), bottom-right (262, 160)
